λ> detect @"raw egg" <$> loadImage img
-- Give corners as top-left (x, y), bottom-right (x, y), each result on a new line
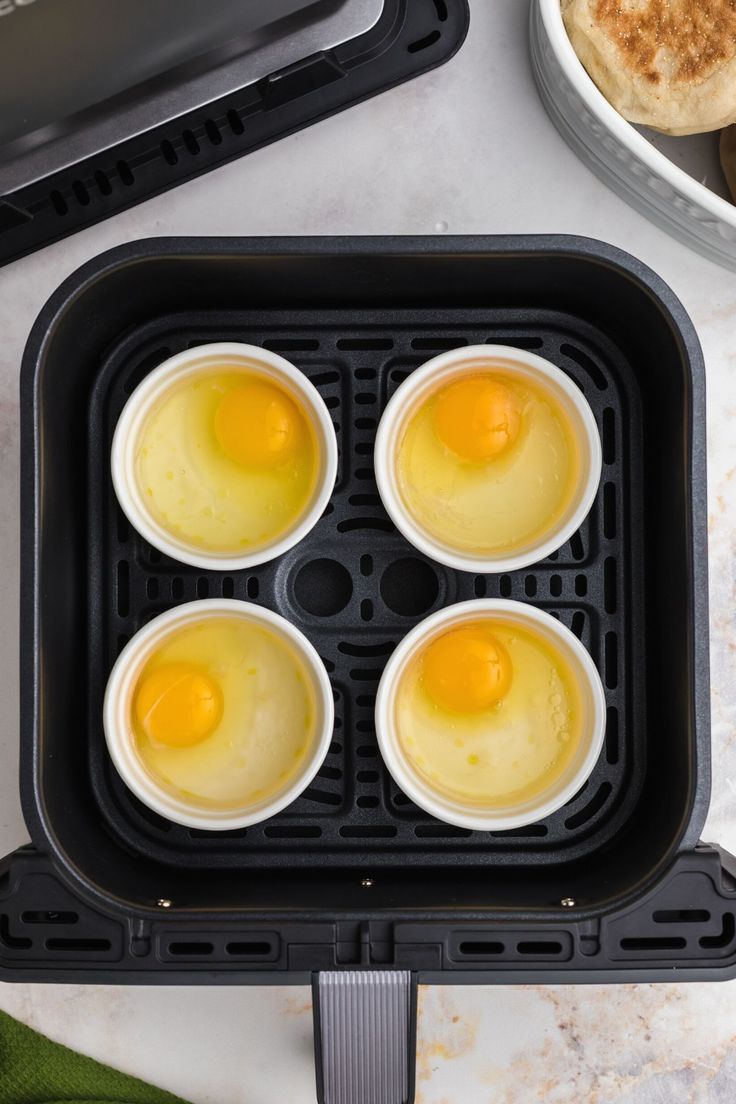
top-left (395, 617), bottom-right (583, 807)
top-left (134, 663), bottom-right (222, 748)
top-left (131, 616), bottom-right (317, 811)
top-left (396, 371), bottom-right (581, 557)
top-left (422, 625), bottom-right (512, 713)
top-left (434, 377), bottom-right (522, 461)
top-left (135, 369), bottom-right (319, 555)
top-left (214, 379), bottom-right (301, 468)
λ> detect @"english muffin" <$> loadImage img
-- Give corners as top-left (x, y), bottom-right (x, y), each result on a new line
top-left (722, 126), bottom-right (736, 202)
top-left (563, 0), bottom-right (736, 136)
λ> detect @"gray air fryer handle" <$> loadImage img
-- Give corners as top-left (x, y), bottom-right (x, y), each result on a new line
top-left (312, 971), bottom-right (417, 1104)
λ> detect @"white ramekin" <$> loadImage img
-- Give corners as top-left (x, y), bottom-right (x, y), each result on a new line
top-left (111, 342), bottom-right (338, 571)
top-left (374, 344), bottom-right (602, 573)
top-left (531, 0), bottom-right (736, 272)
top-left (103, 599), bottom-right (334, 831)
top-left (375, 599), bottom-right (606, 832)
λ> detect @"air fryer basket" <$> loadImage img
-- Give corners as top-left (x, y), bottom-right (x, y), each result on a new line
top-left (4, 239), bottom-right (733, 995)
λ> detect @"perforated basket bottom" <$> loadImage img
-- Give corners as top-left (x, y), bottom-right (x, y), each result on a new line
top-left (87, 307), bottom-right (645, 869)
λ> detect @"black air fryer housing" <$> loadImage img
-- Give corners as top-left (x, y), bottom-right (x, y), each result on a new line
top-left (3, 236), bottom-right (733, 991)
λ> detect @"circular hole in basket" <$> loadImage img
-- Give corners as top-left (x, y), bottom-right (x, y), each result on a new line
top-left (380, 558), bottom-right (439, 617)
top-left (294, 558), bottom-right (353, 617)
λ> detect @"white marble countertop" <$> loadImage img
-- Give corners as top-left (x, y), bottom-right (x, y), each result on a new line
top-left (1, 2), bottom-right (736, 1101)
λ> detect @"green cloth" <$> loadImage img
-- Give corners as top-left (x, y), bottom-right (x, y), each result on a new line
top-left (0, 1009), bottom-right (190, 1104)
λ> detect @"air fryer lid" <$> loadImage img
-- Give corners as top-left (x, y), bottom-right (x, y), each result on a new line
top-left (0, 0), bottom-right (384, 193)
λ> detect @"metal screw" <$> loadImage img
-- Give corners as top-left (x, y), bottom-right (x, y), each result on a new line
top-left (560, 897), bottom-right (576, 909)
top-left (361, 878), bottom-right (374, 888)
top-left (157, 898), bottom-right (173, 909)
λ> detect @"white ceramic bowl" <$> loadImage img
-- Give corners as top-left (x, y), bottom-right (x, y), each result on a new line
top-left (531, 0), bottom-right (736, 271)
top-left (375, 599), bottom-right (606, 832)
top-left (111, 342), bottom-right (338, 571)
top-left (374, 344), bottom-right (601, 573)
top-left (103, 599), bottom-right (334, 830)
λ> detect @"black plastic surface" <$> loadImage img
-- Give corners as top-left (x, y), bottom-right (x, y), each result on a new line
top-left (3, 847), bottom-right (736, 981)
top-left (15, 238), bottom-right (714, 958)
top-left (0, 0), bottom-right (469, 267)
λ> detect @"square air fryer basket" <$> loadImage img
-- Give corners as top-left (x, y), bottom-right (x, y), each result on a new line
top-left (3, 236), bottom-right (735, 989)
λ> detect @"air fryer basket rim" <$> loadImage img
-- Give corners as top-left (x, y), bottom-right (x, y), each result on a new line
top-left (14, 237), bottom-right (713, 946)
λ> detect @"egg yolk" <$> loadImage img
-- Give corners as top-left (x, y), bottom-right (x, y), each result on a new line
top-left (422, 626), bottom-right (513, 713)
top-left (214, 380), bottom-right (301, 468)
top-left (133, 663), bottom-right (222, 748)
top-left (433, 377), bottom-right (522, 462)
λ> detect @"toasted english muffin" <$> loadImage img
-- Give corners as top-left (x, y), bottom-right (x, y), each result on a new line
top-left (563, 0), bottom-right (736, 136)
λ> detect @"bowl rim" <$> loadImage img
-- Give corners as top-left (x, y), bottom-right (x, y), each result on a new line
top-left (102, 598), bottom-right (335, 830)
top-left (537, 0), bottom-right (736, 227)
top-left (110, 340), bottom-right (339, 571)
top-left (374, 343), bottom-right (602, 573)
top-left (375, 598), bottom-right (607, 832)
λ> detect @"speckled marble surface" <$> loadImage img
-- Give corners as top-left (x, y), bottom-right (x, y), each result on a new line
top-left (1, 2), bottom-right (735, 1101)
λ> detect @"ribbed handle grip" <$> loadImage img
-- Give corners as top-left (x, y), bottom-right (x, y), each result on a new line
top-left (313, 971), bottom-right (417, 1104)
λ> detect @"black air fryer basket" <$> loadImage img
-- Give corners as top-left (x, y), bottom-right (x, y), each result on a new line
top-left (4, 236), bottom-right (734, 1104)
